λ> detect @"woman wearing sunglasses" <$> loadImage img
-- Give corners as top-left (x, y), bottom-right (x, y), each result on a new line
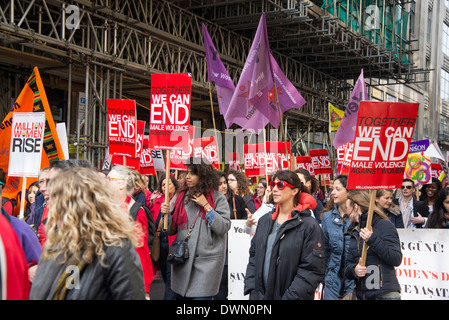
top-left (244, 170), bottom-right (325, 300)
top-left (393, 179), bottom-right (429, 228)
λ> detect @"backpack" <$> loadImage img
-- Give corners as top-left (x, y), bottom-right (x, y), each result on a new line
top-left (129, 201), bottom-right (155, 250)
top-left (2, 197), bottom-right (16, 216)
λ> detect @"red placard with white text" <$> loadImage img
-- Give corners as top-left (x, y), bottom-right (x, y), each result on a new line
top-left (148, 73), bottom-right (192, 152)
top-left (229, 152), bottom-right (241, 171)
top-left (139, 137), bottom-right (156, 175)
top-left (295, 156), bottom-right (315, 176)
top-left (309, 149), bottom-right (332, 175)
top-left (193, 137), bottom-right (219, 169)
top-left (337, 142), bottom-right (354, 175)
top-left (170, 126), bottom-right (195, 171)
top-left (244, 142), bottom-right (291, 177)
top-left (107, 99), bottom-right (137, 157)
top-left (347, 101), bottom-right (419, 190)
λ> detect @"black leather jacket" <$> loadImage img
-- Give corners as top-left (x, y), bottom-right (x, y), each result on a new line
top-left (30, 239), bottom-right (145, 300)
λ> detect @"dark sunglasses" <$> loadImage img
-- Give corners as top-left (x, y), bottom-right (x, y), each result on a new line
top-left (270, 180), bottom-right (295, 190)
top-left (401, 185), bottom-right (413, 190)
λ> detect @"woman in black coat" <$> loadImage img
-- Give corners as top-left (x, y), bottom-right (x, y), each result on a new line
top-left (345, 190), bottom-right (402, 300)
top-left (244, 170), bottom-right (325, 300)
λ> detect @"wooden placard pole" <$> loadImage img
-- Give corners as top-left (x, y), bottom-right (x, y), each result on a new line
top-left (19, 177), bottom-right (27, 220)
top-left (164, 150), bottom-right (171, 230)
top-left (360, 189), bottom-right (377, 267)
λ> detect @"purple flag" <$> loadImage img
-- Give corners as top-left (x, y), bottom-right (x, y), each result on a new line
top-left (332, 69), bottom-right (369, 149)
top-left (223, 13), bottom-right (305, 133)
top-left (202, 23), bottom-right (235, 125)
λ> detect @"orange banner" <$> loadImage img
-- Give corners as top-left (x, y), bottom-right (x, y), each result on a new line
top-left (0, 67), bottom-right (65, 216)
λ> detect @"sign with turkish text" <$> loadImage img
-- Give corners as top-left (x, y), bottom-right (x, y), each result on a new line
top-left (148, 73), bottom-right (192, 151)
top-left (347, 102), bottom-right (419, 190)
top-left (8, 112), bottom-right (46, 177)
top-left (107, 99), bottom-right (137, 158)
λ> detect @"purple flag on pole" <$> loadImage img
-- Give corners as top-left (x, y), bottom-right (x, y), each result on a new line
top-left (332, 69), bottom-right (369, 149)
top-left (202, 23), bottom-right (235, 125)
top-left (223, 13), bottom-right (305, 133)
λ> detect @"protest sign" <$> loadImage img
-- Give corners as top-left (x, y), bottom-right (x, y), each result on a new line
top-left (227, 220), bottom-right (251, 300)
top-left (8, 113), bottom-right (46, 177)
top-left (139, 137), bottom-right (156, 176)
top-left (228, 152), bottom-right (241, 171)
top-left (347, 102), bottom-right (419, 190)
top-left (336, 142), bottom-right (354, 175)
top-left (107, 99), bottom-right (137, 158)
top-left (309, 149), bottom-right (332, 175)
top-left (404, 153), bottom-right (431, 185)
top-left (295, 156), bottom-right (315, 176)
top-left (396, 229), bottom-right (449, 300)
top-left (193, 137), bottom-right (219, 169)
top-left (148, 73), bottom-right (192, 152)
top-left (170, 126), bottom-right (194, 171)
top-left (244, 142), bottom-right (290, 177)
top-left (409, 139), bottom-right (430, 154)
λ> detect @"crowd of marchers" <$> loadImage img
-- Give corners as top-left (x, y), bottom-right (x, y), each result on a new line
top-left (0, 157), bottom-right (447, 300)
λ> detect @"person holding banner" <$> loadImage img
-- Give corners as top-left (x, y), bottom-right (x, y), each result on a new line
top-left (30, 167), bottom-right (145, 300)
top-left (162, 158), bottom-right (230, 300)
top-left (107, 165), bottom-right (154, 299)
top-left (215, 170), bottom-right (248, 300)
top-left (227, 170), bottom-right (256, 214)
top-left (345, 190), bottom-right (402, 300)
top-left (150, 175), bottom-right (179, 300)
top-left (426, 187), bottom-right (449, 229)
top-left (375, 190), bottom-right (404, 228)
top-left (320, 174), bottom-right (354, 300)
top-left (244, 170), bottom-right (325, 300)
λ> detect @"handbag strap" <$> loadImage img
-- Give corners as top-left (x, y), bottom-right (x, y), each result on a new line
top-left (185, 212), bottom-right (201, 240)
top-left (232, 195), bottom-right (237, 219)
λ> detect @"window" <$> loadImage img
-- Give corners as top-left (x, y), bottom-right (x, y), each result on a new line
top-left (386, 93), bottom-right (396, 102)
top-left (441, 69), bottom-right (449, 101)
top-left (443, 24), bottom-right (449, 56)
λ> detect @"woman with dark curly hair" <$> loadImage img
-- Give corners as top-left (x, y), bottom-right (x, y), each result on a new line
top-left (227, 169), bottom-right (256, 213)
top-left (426, 187), bottom-right (449, 229)
top-left (162, 157), bottom-right (230, 300)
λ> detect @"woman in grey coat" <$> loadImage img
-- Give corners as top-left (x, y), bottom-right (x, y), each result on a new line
top-left (162, 158), bottom-right (230, 299)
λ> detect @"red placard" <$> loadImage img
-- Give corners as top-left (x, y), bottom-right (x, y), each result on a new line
top-left (309, 149), bottom-right (332, 175)
top-left (170, 126), bottom-right (195, 171)
top-left (148, 73), bottom-right (192, 152)
top-left (347, 101), bottom-right (419, 190)
top-left (295, 156), bottom-right (315, 176)
top-left (193, 137), bottom-right (220, 169)
top-left (337, 142), bottom-right (354, 175)
top-left (228, 152), bottom-right (240, 171)
top-left (244, 142), bottom-right (291, 177)
top-left (111, 155), bottom-right (140, 170)
top-left (107, 99), bottom-right (137, 157)
top-left (135, 120), bottom-right (145, 158)
top-left (139, 137), bottom-right (156, 175)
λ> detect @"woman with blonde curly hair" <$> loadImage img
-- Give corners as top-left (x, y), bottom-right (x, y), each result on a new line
top-left (29, 167), bottom-right (145, 300)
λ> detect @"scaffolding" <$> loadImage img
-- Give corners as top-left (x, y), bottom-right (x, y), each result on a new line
top-left (0, 0), bottom-right (426, 166)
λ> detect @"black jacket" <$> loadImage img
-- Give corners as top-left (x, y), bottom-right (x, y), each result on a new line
top-left (393, 198), bottom-right (429, 228)
top-left (228, 194), bottom-right (248, 220)
top-left (244, 208), bottom-right (325, 300)
top-left (30, 239), bottom-right (145, 300)
top-left (345, 213), bottom-right (402, 300)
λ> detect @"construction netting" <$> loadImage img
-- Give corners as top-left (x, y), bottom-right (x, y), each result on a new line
top-left (321, 0), bottom-right (410, 65)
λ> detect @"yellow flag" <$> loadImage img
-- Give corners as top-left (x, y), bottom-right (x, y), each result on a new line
top-left (0, 67), bottom-right (65, 216)
top-left (329, 104), bottom-right (344, 132)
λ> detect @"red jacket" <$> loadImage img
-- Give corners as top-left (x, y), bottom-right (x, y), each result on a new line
top-left (0, 213), bottom-right (30, 299)
top-left (38, 206), bottom-right (48, 248)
